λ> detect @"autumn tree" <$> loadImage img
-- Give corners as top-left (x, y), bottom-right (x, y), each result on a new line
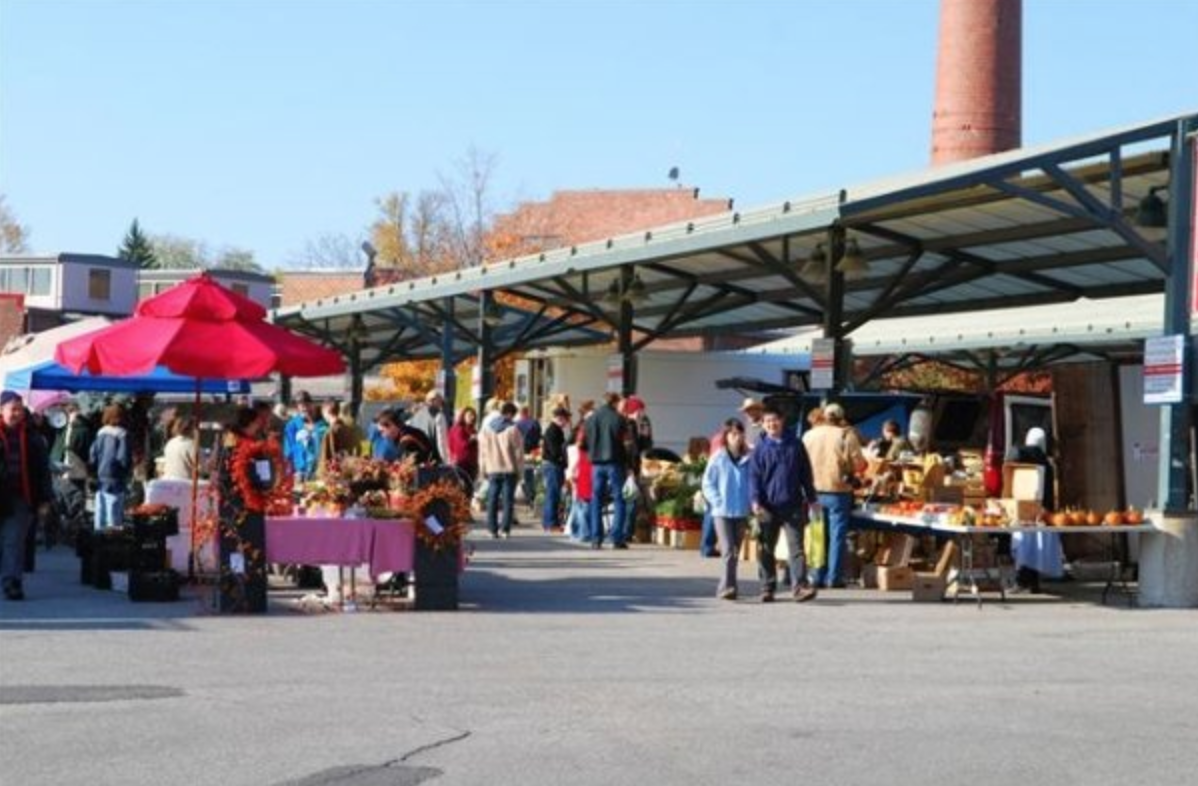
top-left (0, 195), bottom-right (30, 253)
top-left (118, 218), bottom-right (157, 268)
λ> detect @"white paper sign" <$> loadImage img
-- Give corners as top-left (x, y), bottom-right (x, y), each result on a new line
top-left (1144, 334), bottom-right (1185, 405)
top-left (424, 514), bottom-right (444, 535)
top-left (811, 338), bottom-right (836, 390)
top-left (254, 460), bottom-right (272, 483)
top-left (229, 553), bottom-right (246, 575)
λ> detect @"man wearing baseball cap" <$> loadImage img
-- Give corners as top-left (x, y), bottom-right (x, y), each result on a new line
top-left (739, 397), bottom-right (765, 448)
top-left (1, 391), bottom-right (53, 601)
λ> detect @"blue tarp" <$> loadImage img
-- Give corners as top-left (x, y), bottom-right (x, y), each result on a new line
top-left (3, 359), bottom-right (250, 394)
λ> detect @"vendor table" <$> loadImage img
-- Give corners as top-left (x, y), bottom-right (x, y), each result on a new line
top-left (851, 510), bottom-right (1157, 606)
top-left (265, 517), bottom-right (415, 580)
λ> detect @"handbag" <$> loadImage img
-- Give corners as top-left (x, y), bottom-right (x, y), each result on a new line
top-left (804, 509), bottom-right (827, 570)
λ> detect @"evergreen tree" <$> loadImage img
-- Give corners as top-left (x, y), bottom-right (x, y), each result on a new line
top-left (118, 218), bottom-right (157, 268)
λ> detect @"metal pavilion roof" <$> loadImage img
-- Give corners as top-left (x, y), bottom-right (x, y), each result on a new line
top-left (273, 110), bottom-right (1195, 368)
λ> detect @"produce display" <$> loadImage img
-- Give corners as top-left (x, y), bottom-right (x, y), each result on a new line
top-left (870, 500), bottom-right (1147, 528)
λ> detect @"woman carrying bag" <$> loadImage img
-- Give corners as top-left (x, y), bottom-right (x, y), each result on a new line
top-left (701, 419), bottom-right (752, 601)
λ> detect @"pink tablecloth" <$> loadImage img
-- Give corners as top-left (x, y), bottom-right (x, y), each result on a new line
top-left (265, 517), bottom-right (415, 579)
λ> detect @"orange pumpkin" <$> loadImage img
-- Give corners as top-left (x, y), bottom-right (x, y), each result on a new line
top-left (1049, 511), bottom-right (1069, 527)
top-left (1066, 509), bottom-right (1085, 527)
top-left (1104, 510), bottom-right (1123, 526)
top-left (1124, 507), bottom-right (1144, 525)
top-left (1085, 510), bottom-right (1102, 526)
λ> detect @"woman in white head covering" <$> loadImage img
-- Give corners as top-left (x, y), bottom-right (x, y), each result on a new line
top-left (1010, 427), bottom-right (1063, 593)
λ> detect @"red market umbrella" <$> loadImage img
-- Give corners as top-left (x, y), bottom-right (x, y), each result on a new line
top-left (54, 272), bottom-right (346, 579)
top-left (55, 272), bottom-right (345, 379)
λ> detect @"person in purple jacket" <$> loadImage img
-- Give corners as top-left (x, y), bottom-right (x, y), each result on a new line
top-left (747, 405), bottom-right (820, 603)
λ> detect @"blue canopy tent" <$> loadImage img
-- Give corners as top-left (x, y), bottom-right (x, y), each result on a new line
top-left (3, 359), bottom-right (250, 394)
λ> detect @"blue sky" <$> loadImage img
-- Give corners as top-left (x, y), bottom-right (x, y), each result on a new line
top-left (1, 0), bottom-right (1195, 267)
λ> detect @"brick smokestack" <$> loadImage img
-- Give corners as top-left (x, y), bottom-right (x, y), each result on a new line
top-left (931, 0), bottom-right (1022, 165)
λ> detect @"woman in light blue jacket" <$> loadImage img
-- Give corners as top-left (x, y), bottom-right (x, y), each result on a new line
top-left (701, 419), bottom-right (751, 600)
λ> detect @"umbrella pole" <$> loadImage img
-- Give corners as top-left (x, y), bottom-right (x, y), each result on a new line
top-left (189, 381), bottom-right (202, 582)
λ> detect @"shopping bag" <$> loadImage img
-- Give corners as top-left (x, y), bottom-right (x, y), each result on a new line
top-left (804, 510), bottom-right (827, 570)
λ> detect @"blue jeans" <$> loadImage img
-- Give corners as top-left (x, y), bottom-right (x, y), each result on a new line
top-left (589, 463), bottom-right (627, 546)
top-left (701, 508), bottom-right (719, 556)
top-left (1, 500), bottom-right (32, 585)
top-left (94, 490), bottom-right (126, 530)
top-left (813, 492), bottom-right (853, 587)
top-left (522, 466), bottom-right (537, 506)
top-left (567, 498), bottom-right (590, 540)
top-left (541, 464), bottom-right (564, 530)
top-left (485, 473), bottom-right (517, 535)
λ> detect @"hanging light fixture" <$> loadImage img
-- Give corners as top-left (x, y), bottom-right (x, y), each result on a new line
top-left (800, 243), bottom-right (828, 282)
top-left (835, 237), bottom-right (868, 280)
top-left (1136, 186), bottom-right (1168, 229)
top-left (602, 278), bottom-right (622, 305)
top-left (624, 273), bottom-right (648, 305)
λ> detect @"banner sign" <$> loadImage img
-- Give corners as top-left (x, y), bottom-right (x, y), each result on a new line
top-left (810, 338), bottom-right (836, 390)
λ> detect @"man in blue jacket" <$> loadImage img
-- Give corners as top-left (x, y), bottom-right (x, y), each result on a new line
top-left (748, 405), bottom-right (820, 603)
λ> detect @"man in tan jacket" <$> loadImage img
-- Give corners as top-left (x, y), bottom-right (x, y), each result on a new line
top-left (801, 403), bottom-right (865, 588)
top-left (478, 401), bottom-right (524, 539)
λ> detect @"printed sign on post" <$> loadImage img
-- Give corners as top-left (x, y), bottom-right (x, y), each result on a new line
top-left (1144, 334), bottom-right (1185, 405)
top-left (810, 338), bottom-right (836, 390)
top-left (606, 355), bottom-right (623, 394)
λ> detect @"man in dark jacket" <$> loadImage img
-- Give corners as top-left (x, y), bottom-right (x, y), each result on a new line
top-left (748, 405), bottom-right (820, 603)
top-left (1, 391), bottom-right (53, 601)
top-left (540, 407), bottom-right (570, 532)
top-left (583, 393), bottom-right (630, 549)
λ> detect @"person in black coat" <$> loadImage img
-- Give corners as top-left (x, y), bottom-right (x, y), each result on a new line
top-left (1, 391), bottom-right (54, 601)
top-left (539, 407), bottom-right (571, 532)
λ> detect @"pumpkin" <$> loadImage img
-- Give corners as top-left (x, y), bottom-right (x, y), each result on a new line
top-left (1085, 510), bottom-right (1102, 526)
top-left (1124, 507), bottom-right (1144, 525)
top-left (1104, 510), bottom-right (1124, 526)
top-left (1049, 511), bottom-right (1069, 527)
top-left (1066, 509), bottom-right (1085, 526)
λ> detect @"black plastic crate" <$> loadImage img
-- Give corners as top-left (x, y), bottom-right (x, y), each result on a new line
top-left (129, 510), bottom-right (180, 541)
top-left (129, 570), bottom-right (180, 603)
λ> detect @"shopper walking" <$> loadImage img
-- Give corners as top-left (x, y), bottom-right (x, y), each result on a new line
top-left (702, 419), bottom-right (752, 600)
top-left (802, 402), bottom-right (865, 589)
top-left (1, 391), bottom-right (53, 601)
top-left (89, 404), bottom-right (132, 531)
top-left (540, 407), bottom-right (570, 532)
top-left (583, 393), bottom-right (630, 549)
top-left (479, 401), bottom-right (523, 539)
top-left (748, 405), bottom-right (819, 603)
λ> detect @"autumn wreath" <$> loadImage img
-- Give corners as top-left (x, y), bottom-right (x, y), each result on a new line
top-left (401, 478), bottom-right (472, 552)
top-left (230, 436), bottom-right (292, 514)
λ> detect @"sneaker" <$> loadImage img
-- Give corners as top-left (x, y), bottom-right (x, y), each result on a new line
top-left (612, 543), bottom-right (629, 550)
top-left (500, 531), bottom-right (511, 540)
top-left (490, 532), bottom-right (500, 540)
top-left (718, 588), bottom-right (738, 601)
top-left (760, 589), bottom-right (775, 604)
top-left (793, 586), bottom-right (819, 603)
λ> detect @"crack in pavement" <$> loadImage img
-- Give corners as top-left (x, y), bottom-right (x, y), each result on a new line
top-left (273, 728), bottom-right (471, 786)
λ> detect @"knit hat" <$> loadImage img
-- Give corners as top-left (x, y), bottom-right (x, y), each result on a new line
top-left (0, 390), bottom-right (22, 407)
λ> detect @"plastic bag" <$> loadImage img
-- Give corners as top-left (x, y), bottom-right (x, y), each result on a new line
top-left (804, 509), bottom-right (827, 570)
top-left (692, 490), bottom-right (707, 514)
top-left (622, 475), bottom-right (641, 502)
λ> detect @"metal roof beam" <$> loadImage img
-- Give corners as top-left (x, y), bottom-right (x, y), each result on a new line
top-left (1041, 161), bottom-right (1168, 273)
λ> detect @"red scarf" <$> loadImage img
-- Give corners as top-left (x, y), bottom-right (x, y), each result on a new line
top-left (0, 424), bottom-right (32, 505)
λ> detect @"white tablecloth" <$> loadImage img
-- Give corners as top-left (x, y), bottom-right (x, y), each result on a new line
top-left (145, 479), bottom-right (217, 573)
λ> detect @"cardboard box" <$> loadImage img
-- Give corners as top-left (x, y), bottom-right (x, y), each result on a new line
top-left (1002, 462), bottom-right (1045, 501)
top-left (879, 534), bottom-right (916, 567)
top-left (875, 565), bottom-right (915, 591)
top-left (911, 573), bottom-right (946, 602)
top-left (670, 529), bottom-right (701, 550)
top-left (998, 498), bottom-right (1043, 524)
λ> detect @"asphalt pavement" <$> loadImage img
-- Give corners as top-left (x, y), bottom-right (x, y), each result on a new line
top-left (2, 523), bottom-right (1197, 786)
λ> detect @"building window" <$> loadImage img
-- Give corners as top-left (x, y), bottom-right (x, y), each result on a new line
top-left (88, 269), bottom-right (111, 301)
top-left (231, 283), bottom-right (250, 298)
top-left (30, 268), bottom-right (51, 296)
top-left (138, 282), bottom-right (156, 302)
top-left (9, 267), bottom-right (28, 294)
